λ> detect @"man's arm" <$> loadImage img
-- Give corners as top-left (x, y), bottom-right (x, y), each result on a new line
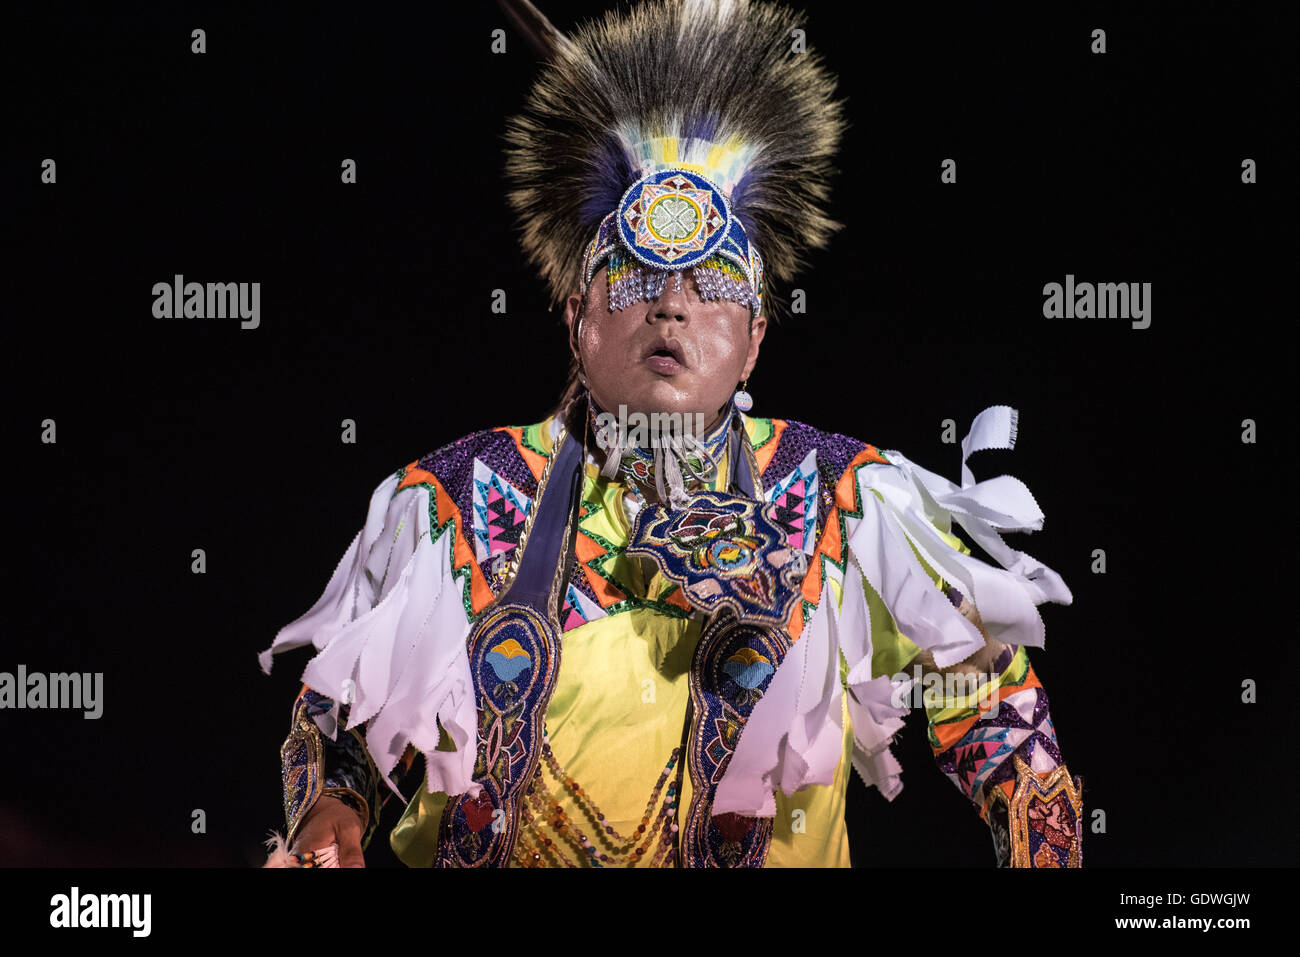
top-left (923, 587), bottom-right (1084, 867)
top-left (279, 685), bottom-right (418, 866)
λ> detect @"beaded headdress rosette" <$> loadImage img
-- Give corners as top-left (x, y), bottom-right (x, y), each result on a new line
top-left (503, 0), bottom-right (845, 322)
top-left (581, 169), bottom-right (766, 317)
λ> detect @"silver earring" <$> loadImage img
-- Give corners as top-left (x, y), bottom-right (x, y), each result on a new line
top-left (733, 378), bottom-right (753, 413)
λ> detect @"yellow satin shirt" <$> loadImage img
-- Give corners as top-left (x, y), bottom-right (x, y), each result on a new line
top-left (390, 415), bottom-right (952, 868)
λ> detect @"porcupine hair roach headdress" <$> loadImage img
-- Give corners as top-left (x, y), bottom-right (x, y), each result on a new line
top-left (502, 0), bottom-right (846, 322)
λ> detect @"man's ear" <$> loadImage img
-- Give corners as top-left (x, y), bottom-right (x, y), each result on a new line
top-left (562, 291), bottom-right (583, 331)
top-left (563, 291), bottom-right (584, 362)
top-left (741, 313), bottom-right (768, 380)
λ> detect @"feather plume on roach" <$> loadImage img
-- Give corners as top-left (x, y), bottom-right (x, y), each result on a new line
top-left (501, 0), bottom-right (846, 321)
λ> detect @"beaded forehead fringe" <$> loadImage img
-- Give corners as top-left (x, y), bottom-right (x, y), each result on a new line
top-left (604, 249), bottom-right (760, 316)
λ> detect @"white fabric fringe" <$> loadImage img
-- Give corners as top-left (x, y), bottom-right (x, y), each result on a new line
top-left (258, 475), bottom-right (481, 800)
top-left (259, 405), bottom-right (1070, 818)
top-left (713, 405), bottom-right (1073, 817)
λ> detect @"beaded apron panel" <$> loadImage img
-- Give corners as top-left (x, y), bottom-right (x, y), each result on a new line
top-left (432, 430), bottom-right (582, 867)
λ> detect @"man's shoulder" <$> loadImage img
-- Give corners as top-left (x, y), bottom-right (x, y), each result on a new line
top-left (747, 414), bottom-right (895, 491)
top-left (391, 418), bottom-right (556, 498)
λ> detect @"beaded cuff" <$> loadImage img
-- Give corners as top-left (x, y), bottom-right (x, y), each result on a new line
top-left (280, 701), bottom-right (325, 848)
top-left (281, 689), bottom-right (388, 850)
top-left (988, 756), bottom-right (1084, 868)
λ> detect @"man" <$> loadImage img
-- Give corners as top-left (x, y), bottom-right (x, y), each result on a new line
top-left (261, 0), bottom-right (1081, 868)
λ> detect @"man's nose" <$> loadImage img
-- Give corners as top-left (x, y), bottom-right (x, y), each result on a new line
top-left (649, 271), bottom-right (690, 322)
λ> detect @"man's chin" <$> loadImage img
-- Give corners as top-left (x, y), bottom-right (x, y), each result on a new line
top-left (614, 377), bottom-right (701, 417)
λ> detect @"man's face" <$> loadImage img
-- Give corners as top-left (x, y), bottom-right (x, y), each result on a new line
top-left (564, 265), bottom-right (767, 426)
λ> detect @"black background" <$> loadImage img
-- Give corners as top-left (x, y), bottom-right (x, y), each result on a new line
top-left (4, 2), bottom-right (1294, 868)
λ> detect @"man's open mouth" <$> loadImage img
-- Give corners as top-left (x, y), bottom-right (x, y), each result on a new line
top-left (642, 340), bottom-right (686, 370)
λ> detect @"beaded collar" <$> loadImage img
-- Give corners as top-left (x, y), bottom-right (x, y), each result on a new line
top-left (587, 395), bottom-right (735, 507)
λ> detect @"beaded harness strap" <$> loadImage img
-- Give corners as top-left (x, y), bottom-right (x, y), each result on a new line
top-left (433, 427), bottom-right (585, 867)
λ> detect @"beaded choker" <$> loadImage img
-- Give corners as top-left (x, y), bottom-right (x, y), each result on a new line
top-left (588, 395), bottom-right (735, 508)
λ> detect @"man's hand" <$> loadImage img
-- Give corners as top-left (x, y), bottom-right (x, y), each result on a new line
top-left (292, 794), bottom-right (366, 867)
top-left (911, 594), bottom-right (1009, 677)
